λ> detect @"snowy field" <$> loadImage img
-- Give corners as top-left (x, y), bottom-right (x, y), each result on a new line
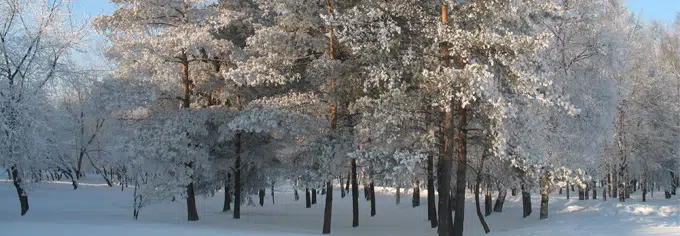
top-left (1, 177), bottom-right (678, 236)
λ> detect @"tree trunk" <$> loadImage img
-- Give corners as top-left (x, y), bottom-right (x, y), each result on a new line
top-left (452, 104), bottom-right (468, 236)
top-left (294, 188), bottom-right (300, 201)
top-left (522, 185), bottom-right (532, 218)
top-left (539, 172), bottom-right (549, 220)
top-left (412, 181), bottom-right (420, 207)
top-left (233, 133), bottom-right (242, 219)
top-left (271, 182), bottom-right (275, 204)
top-left (223, 174), bottom-right (231, 212)
top-left (592, 181), bottom-right (597, 200)
top-left (578, 185), bottom-right (584, 200)
top-left (566, 180), bottom-right (570, 200)
top-left (474, 180), bottom-right (490, 233)
top-left (312, 188), bottom-right (317, 205)
top-left (321, 185), bottom-right (326, 195)
top-left (322, 181), bottom-right (333, 234)
top-left (396, 186), bottom-right (401, 204)
top-left (351, 158), bottom-right (359, 227)
top-left (494, 188), bottom-right (506, 212)
top-left (612, 171), bottom-right (618, 199)
top-left (439, 4), bottom-right (455, 235)
top-left (427, 154), bottom-right (438, 228)
top-left (186, 181), bottom-right (199, 221)
top-left (370, 182), bottom-right (376, 217)
top-left (364, 185), bottom-right (370, 201)
top-left (340, 176), bottom-right (346, 198)
top-left (12, 167), bottom-right (29, 216)
top-left (306, 188), bottom-right (311, 208)
top-left (346, 172), bottom-right (351, 192)
top-left (642, 178), bottom-right (647, 202)
top-left (484, 184), bottom-right (492, 216)
top-left (259, 189), bottom-right (265, 207)
top-left (585, 183), bottom-right (590, 200)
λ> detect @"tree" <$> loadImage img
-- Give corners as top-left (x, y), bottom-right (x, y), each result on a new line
top-left (0, 0), bottom-right (86, 216)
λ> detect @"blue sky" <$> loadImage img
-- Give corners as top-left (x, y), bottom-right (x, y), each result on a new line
top-left (626, 0), bottom-right (680, 23)
top-left (71, 0), bottom-right (679, 23)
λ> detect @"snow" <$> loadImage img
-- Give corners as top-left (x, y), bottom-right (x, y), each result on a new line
top-left (0, 177), bottom-right (678, 236)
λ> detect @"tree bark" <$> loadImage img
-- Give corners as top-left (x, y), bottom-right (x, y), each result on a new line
top-left (539, 172), bottom-right (549, 220)
top-left (351, 158), bottom-right (359, 227)
top-left (233, 132), bottom-right (242, 219)
top-left (439, 4), bottom-right (455, 235)
top-left (340, 176), bottom-right (346, 198)
top-left (412, 181), bottom-right (420, 207)
top-left (306, 188), bottom-right (312, 208)
top-left (370, 182), bottom-right (376, 217)
top-left (271, 182), bottom-right (275, 204)
top-left (322, 181), bottom-right (333, 234)
top-left (427, 154), bottom-right (438, 228)
top-left (484, 184), bottom-right (492, 217)
top-left (522, 184), bottom-right (532, 218)
top-left (578, 185), bottom-right (585, 200)
top-left (312, 188), bottom-right (317, 205)
top-left (396, 186), bottom-right (401, 204)
top-left (223, 174), bottom-right (231, 212)
top-left (12, 167), bottom-right (29, 216)
top-left (186, 181), bottom-right (199, 221)
top-left (592, 181), bottom-right (597, 200)
top-left (346, 172), bottom-right (351, 192)
top-left (452, 104), bottom-right (468, 236)
top-left (493, 188), bottom-right (506, 212)
top-left (259, 189), bottom-right (265, 207)
top-left (475, 180), bottom-right (490, 234)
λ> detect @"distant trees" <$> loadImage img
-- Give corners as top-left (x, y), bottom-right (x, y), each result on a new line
top-left (2, 0), bottom-right (680, 235)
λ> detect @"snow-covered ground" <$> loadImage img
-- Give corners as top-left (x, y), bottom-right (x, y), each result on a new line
top-left (0, 177), bottom-right (678, 236)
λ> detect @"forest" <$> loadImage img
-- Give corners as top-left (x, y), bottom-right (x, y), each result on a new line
top-left (1, 0), bottom-right (679, 236)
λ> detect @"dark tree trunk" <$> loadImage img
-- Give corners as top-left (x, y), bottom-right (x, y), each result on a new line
top-left (364, 185), bottom-right (370, 201)
top-left (511, 188), bottom-right (517, 196)
top-left (592, 181), bottom-right (597, 200)
top-left (306, 188), bottom-right (312, 208)
top-left (351, 158), bottom-right (359, 227)
top-left (294, 189), bottom-right (300, 201)
top-left (474, 180), bottom-right (490, 233)
top-left (427, 154), bottom-right (438, 228)
top-left (321, 185), bottom-right (326, 195)
top-left (494, 189), bottom-right (506, 212)
top-left (539, 172), bottom-right (549, 220)
top-left (585, 184), bottom-right (590, 200)
top-left (346, 172), bottom-right (350, 192)
top-left (642, 179), bottom-right (647, 202)
top-left (439, 5), bottom-right (456, 235)
top-left (559, 188), bottom-right (562, 195)
top-left (370, 182), bottom-right (376, 217)
top-left (522, 185), bottom-right (532, 218)
top-left (259, 189), bottom-right (265, 207)
top-left (341, 176), bottom-right (346, 198)
top-left (484, 185), bottom-right (492, 216)
top-left (578, 186), bottom-right (585, 200)
top-left (412, 181), bottom-right (420, 207)
top-left (322, 181), bottom-right (333, 234)
top-left (396, 186), bottom-right (401, 204)
top-left (233, 133), bottom-right (242, 219)
top-left (571, 184), bottom-right (575, 192)
top-left (312, 188), bottom-right (317, 205)
top-left (612, 171), bottom-right (618, 199)
top-left (223, 174), bottom-right (231, 212)
top-left (186, 182), bottom-right (199, 221)
top-left (12, 168), bottom-right (29, 216)
top-left (452, 105), bottom-right (468, 236)
top-left (271, 182), bottom-right (275, 204)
